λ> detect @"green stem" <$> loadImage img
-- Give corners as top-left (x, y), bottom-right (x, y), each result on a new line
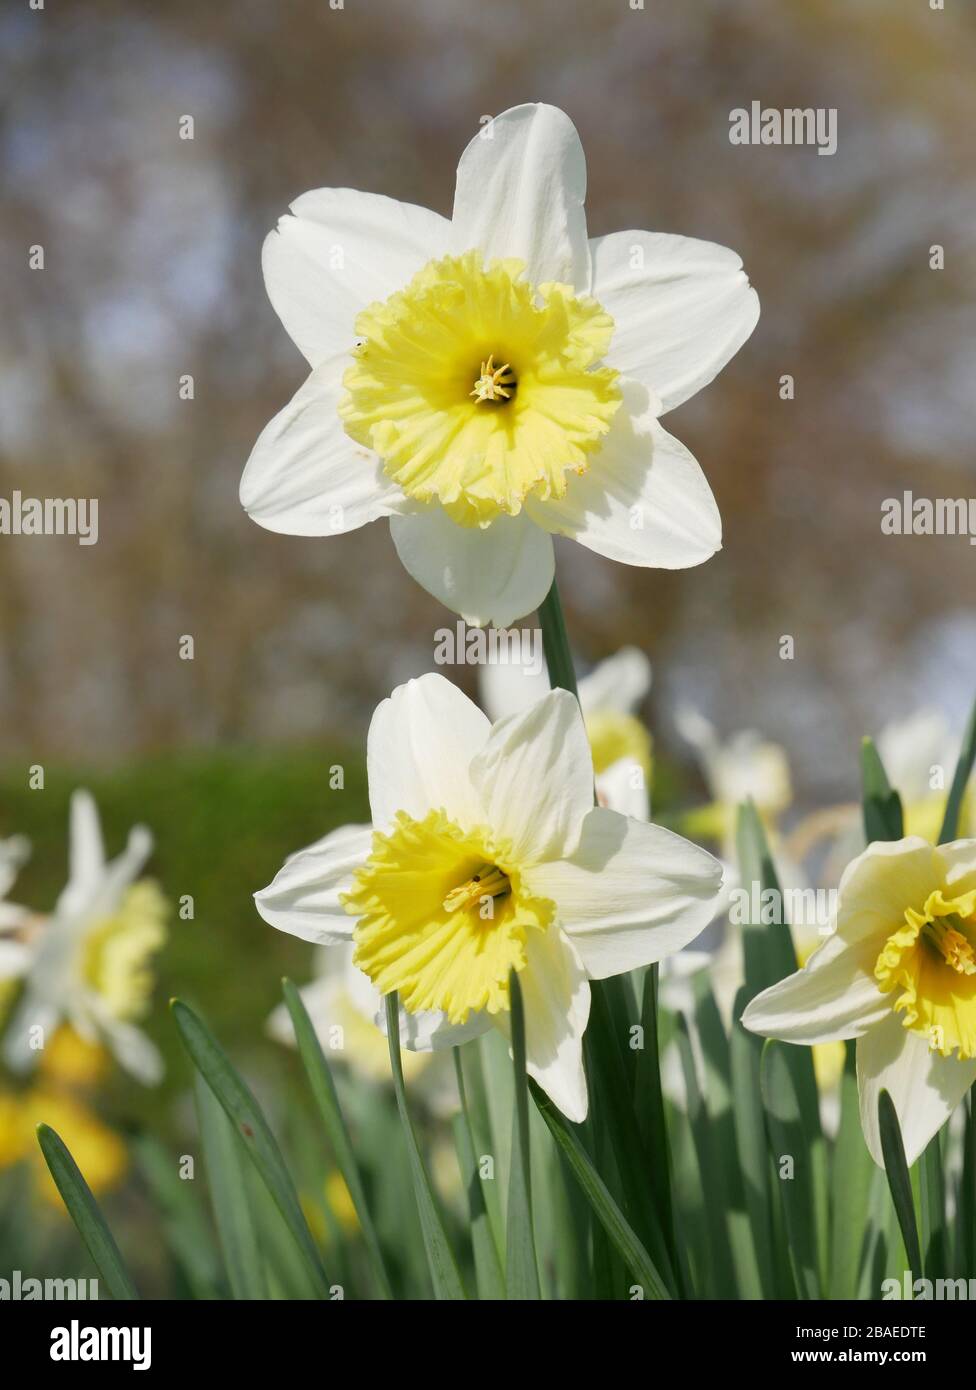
top-left (537, 576), bottom-right (579, 698)
top-left (535, 567), bottom-right (678, 1297)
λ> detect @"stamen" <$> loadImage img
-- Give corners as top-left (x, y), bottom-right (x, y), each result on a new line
top-left (443, 863), bottom-right (511, 914)
top-left (922, 913), bottom-right (976, 975)
top-left (470, 354), bottom-right (516, 403)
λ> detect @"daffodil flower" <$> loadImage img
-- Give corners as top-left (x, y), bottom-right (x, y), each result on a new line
top-left (241, 103), bottom-right (759, 626)
top-left (480, 644), bottom-right (653, 818)
top-left (0, 834), bottom-right (32, 980)
top-left (267, 942), bottom-right (432, 1085)
top-left (2, 791), bottom-right (167, 1085)
top-left (742, 836), bottom-right (976, 1164)
top-left (254, 673), bottom-right (722, 1120)
top-left (677, 706), bottom-right (793, 859)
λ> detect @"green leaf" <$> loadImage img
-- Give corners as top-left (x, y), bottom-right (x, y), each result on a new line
top-left (759, 1040), bottom-right (823, 1298)
top-left (36, 1124), bottom-right (138, 1300)
top-left (451, 1054), bottom-right (505, 1300)
top-left (939, 694), bottom-right (976, 843)
top-left (193, 1073), bottom-right (267, 1299)
top-left (828, 1042), bottom-right (874, 1298)
top-left (171, 998), bottom-right (330, 1298)
top-left (674, 1013), bottom-right (738, 1296)
top-left (384, 993), bottom-right (466, 1299)
top-left (633, 965), bottom-right (677, 1271)
top-left (529, 1080), bottom-right (670, 1299)
top-left (735, 801), bottom-right (800, 999)
top-left (505, 971), bottom-right (541, 1299)
top-left (860, 737), bottom-right (904, 842)
top-left (958, 1094), bottom-right (976, 1273)
top-left (877, 1088), bottom-right (922, 1276)
top-left (729, 988), bottom-right (778, 1298)
top-left (282, 977), bottom-right (393, 1299)
top-left (132, 1130), bottom-right (221, 1299)
top-left (919, 1132), bottom-right (947, 1280)
top-left (536, 576), bottom-right (579, 697)
top-left (584, 980), bottom-right (677, 1292)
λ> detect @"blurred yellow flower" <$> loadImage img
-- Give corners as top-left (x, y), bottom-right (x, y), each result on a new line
top-left (37, 1025), bottom-right (111, 1089)
top-left (0, 1085), bottom-right (126, 1208)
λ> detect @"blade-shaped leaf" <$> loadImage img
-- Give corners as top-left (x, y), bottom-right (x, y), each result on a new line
top-left (878, 1088), bottom-right (922, 1276)
top-left (861, 736), bottom-right (904, 842)
top-left (384, 993), bottom-right (466, 1300)
top-left (193, 1072), bottom-right (267, 1299)
top-left (828, 1042), bottom-right (874, 1298)
top-left (171, 998), bottom-right (330, 1298)
top-left (132, 1130), bottom-right (221, 1299)
top-left (282, 977), bottom-right (393, 1299)
top-left (939, 694), bottom-right (976, 843)
top-left (451, 1069), bottom-right (505, 1300)
top-left (759, 1040), bottom-right (823, 1298)
top-left (506, 970), bottom-right (541, 1299)
top-left (730, 988), bottom-right (778, 1298)
top-left (529, 1080), bottom-right (670, 1300)
top-left (36, 1124), bottom-right (138, 1301)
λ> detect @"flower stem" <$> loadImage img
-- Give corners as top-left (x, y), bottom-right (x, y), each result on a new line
top-left (537, 575), bottom-right (580, 700)
top-left (535, 566), bottom-right (679, 1296)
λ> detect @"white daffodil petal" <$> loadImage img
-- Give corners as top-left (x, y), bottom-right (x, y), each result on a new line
top-left (857, 1013), bottom-right (976, 1167)
top-left (589, 230), bottom-right (759, 414)
top-left (98, 1017), bottom-right (165, 1087)
top-left (0, 835), bottom-right (29, 899)
top-left (69, 825), bottom-right (153, 929)
top-left (741, 933), bottom-right (891, 1045)
top-left (469, 689), bottom-right (595, 866)
top-left (478, 651), bottom-right (551, 724)
top-left (375, 1002), bottom-right (493, 1053)
top-left (935, 838), bottom-right (976, 895)
top-left (526, 808), bottom-right (721, 978)
top-left (254, 823), bottom-right (373, 945)
top-left (493, 926), bottom-right (590, 1123)
top-left (263, 188), bottom-right (453, 368)
top-left (833, 837), bottom-right (939, 949)
top-left (526, 382), bottom-right (721, 569)
top-left (3, 997), bottom-right (60, 1073)
top-left (240, 357), bottom-right (410, 535)
top-left (595, 758), bottom-right (650, 821)
top-left (0, 938), bottom-right (31, 981)
top-left (577, 646), bottom-right (652, 715)
top-left (367, 673), bottom-right (491, 834)
top-left (389, 509), bottom-right (554, 628)
top-left (267, 975), bottom-right (339, 1048)
top-left (452, 103), bottom-right (589, 290)
top-left (60, 790), bottom-right (106, 917)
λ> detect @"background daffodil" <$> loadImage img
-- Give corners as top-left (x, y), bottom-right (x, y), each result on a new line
top-left (479, 643), bottom-right (653, 818)
top-left (254, 672), bottom-right (722, 1121)
top-left (743, 835), bottom-right (976, 1166)
top-left (241, 102), bottom-right (759, 625)
top-left (2, 791), bottom-right (167, 1086)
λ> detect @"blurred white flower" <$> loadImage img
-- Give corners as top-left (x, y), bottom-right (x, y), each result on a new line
top-left (2, 792), bottom-right (166, 1085)
top-left (480, 645), bottom-right (653, 819)
top-left (267, 940), bottom-right (431, 1084)
top-left (676, 707), bottom-right (792, 858)
top-left (0, 835), bottom-right (32, 980)
top-left (255, 673), bottom-right (721, 1122)
top-left (241, 102), bottom-right (758, 626)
